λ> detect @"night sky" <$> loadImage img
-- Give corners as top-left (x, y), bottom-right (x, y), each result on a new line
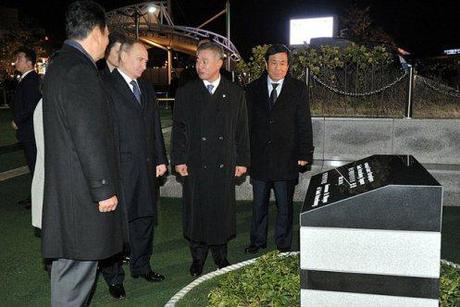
top-left (2, 0), bottom-right (460, 59)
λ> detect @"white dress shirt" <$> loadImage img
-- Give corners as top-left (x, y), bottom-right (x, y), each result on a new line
top-left (203, 75), bottom-right (221, 95)
top-left (117, 68), bottom-right (141, 95)
top-left (267, 75), bottom-right (285, 97)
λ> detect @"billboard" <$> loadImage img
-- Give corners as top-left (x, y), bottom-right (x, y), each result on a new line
top-left (290, 16), bottom-right (335, 46)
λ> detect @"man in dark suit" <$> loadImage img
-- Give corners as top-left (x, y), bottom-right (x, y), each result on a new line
top-left (12, 47), bottom-right (41, 195)
top-left (98, 31), bottom-right (126, 78)
top-left (171, 42), bottom-right (250, 277)
top-left (245, 44), bottom-right (314, 254)
top-left (101, 38), bottom-right (168, 299)
top-left (42, 2), bottom-right (127, 305)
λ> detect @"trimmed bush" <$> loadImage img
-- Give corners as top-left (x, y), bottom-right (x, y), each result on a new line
top-left (208, 252), bottom-right (460, 306)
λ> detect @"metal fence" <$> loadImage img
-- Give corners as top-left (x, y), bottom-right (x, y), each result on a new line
top-left (306, 65), bottom-right (460, 119)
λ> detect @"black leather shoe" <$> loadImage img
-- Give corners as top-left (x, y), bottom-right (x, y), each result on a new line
top-left (217, 259), bottom-right (230, 269)
top-left (108, 284), bottom-right (126, 299)
top-left (190, 260), bottom-right (203, 277)
top-left (244, 244), bottom-right (266, 254)
top-left (131, 271), bottom-right (165, 282)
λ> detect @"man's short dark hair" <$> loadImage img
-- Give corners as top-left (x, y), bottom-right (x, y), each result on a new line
top-left (119, 37), bottom-right (143, 53)
top-left (264, 44), bottom-right (290, 63)
top-left (15, 47), bottom-right (37, 65)
top-left (105, 31), bottom-right (127, 58)
top-left (197, 41), bottom-right (225, 60)
top-left (65, 0), bottom-right (107, 40)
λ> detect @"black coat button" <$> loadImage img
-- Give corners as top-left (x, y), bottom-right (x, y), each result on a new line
top-left (218, 136), bottom-right (223, 140)
top-left (219, 164), bottom-right (224, 168)
top-left (267, 140), bottom-right (272, 144)
top-left (202, 137), bottom-right (207, 141)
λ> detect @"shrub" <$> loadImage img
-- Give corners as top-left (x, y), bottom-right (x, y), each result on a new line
top-left (208, 253), bottom-right (460, 307)
top-left (208, 251), bottom-right (299, 306)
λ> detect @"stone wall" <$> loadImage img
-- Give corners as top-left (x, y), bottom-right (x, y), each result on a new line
top-left (160, 118), bottom-right (460, 206)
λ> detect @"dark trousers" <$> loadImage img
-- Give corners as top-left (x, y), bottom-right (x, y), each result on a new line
top-left (101, 216), bottom-right (154, 285)
top-left (250, 179), bottom-right (296, 250)
top-left (22, 140), bottom-right (37, 174)
top-left (189, 240), bottom-right (228, 266)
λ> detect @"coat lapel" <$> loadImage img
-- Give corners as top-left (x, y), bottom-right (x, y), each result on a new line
top-left (112, 69), bottom-right (143, 110)
top-left (271, 76), bottom-right (293, 112)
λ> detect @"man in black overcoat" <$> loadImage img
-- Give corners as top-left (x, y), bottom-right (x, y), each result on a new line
top-left (245, 44), bottom-right (314, 254)
top-left (171, 42), bottom-right (250, 277)
top-left (41, 2), bottom-right (127, 305)
top-left (11, 47), bottom-right (41, 179)
top-left (100, 39), bottom-right (168, 299)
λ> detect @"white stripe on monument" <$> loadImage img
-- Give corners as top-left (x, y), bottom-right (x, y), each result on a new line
top-left (300, 227), bottom-right (441, 278)
top-left (301, 289), bottom-right (438, 307)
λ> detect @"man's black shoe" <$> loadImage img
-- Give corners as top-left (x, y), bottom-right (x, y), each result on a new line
top-left (108, 284), bottom-right (126, 299)
top-left (244, 244), bottom-right (266, 254)
top-left (190, 260), bottom-right (203, 277)
top-left (131, 271), bottom-right (165, 282)
top-left (217, 259), bottom-right (230, 269)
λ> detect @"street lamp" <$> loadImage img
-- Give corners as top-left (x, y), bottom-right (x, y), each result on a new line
top-left (135, 4), bottom-right (158, 39)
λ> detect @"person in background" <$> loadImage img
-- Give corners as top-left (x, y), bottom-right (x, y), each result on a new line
top-left (98, 31), bottom-right (126, 77)
top-left (11, 47), bottom-right (41, 209)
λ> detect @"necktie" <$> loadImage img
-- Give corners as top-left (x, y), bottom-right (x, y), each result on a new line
top-left (130, 80), bottom-right (141, 104)
top-left (269, 83), bottom-right (279, 110)
top-left (206, 84), bottom-right (214, 94)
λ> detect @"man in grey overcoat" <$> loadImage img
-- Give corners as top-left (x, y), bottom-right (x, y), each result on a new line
top-left (41, 1), bottom-right (127, 305)
top-left (171, 41), bottom-right (250, 277)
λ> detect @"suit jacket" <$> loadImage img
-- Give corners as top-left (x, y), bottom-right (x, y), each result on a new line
top-left (102, 69), bottom-right (167, 222)
top-left (171, 77), bottom-right (250, 244)
top-left (246, 74), bottom-right (314, 181)
top-left (13, 70), bottom-right (41, 142)
top-left (42, 44), bottom-right (126, 260)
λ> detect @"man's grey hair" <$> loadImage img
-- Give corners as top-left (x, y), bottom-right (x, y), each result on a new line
top-left (196, 41), bottom-right (225, 60)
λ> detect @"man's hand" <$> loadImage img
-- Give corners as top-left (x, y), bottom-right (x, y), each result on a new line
top-left (156, 164), bottom-right (167, 177)
top-left (11, 120), bottom-right (17, 130)
top-left (298, 160), bottom-right (309, 166)
top-left (235, 166), bottom-right (247, 177)
top-left (98, 195), bottom-right (118, 212)
top-left (175, 164), bottom-right (188, 176)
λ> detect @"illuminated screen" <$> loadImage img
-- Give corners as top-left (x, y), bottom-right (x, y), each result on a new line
top-left (290, 17), bottom-right (334, 45)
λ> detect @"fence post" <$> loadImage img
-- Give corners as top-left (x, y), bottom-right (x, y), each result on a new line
top-left (305, 67), bottom-right (310, 87)
top-left (405, 65), bottom-right (414, 118)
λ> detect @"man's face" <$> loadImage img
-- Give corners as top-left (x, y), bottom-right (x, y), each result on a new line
top-left (14, 52), bottom-right (31, 74)
top-left (266, 52), bottom-right (289, 82)
top-left (95, 26), bottom-right (109, 61)
top-left (107, 42), bottom-right (122, 67)
top-left (119, 43), bottom-right (148, 80)
top-left (196, 49), bottom-right (222, 82)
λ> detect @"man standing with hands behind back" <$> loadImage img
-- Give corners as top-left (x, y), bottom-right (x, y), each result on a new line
top-left (245, 44), bottom-right (314, 254)
top-left (42, 1), bottom-right (127, 306)
top-left (101, 38), bottom-right (167, 299)
top-left (171, 42), bottom-right (250, 277)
